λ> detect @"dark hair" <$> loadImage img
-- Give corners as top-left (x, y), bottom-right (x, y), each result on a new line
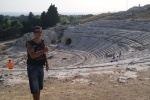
top-left (34, 26), bottom-right (42, 31)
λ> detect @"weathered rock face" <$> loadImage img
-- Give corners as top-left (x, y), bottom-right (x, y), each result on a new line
top-left (15, 30), bottom-right (57, 46)
top-left (15, 33), bottom-right (34, 46)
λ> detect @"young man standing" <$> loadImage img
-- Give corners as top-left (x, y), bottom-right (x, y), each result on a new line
top-left (26, 26), bottom-right (49, 100)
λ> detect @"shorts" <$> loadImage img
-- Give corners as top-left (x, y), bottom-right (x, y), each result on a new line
top-left (27, 64), bottom-right (44, 94)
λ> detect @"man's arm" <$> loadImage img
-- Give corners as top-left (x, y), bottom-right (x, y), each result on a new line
top-left (44, 53), bottom-right (49, 71)
top-left (27, 42), bottom-right (47, 59)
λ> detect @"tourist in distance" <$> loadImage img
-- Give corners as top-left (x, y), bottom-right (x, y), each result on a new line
top-left (7, 60), bottom-right (14, 69)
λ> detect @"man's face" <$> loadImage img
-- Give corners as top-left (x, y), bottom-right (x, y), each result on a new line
top-left (34, 29), bottom-right (42, 38)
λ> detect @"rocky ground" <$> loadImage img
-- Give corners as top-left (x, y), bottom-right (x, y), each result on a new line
top-left (0, 69), bottom-right (150, 100)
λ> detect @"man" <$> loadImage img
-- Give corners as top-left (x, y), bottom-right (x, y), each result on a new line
top-left (26, 26), bottom-right (49, 100)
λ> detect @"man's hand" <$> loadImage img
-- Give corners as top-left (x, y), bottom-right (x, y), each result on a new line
top-left (46, 63), bottom-right (49, 71)
top-left (44, 46), bottom-right (49, 52)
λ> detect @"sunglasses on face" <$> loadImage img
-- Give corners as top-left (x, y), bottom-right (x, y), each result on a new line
top-left (34, 31), bottom-right (42, 34)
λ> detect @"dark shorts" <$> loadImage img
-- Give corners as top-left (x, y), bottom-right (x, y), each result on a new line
top-left (27, 64), bottom-right (44, 94)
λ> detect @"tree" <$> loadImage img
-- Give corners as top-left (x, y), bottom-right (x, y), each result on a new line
top-left (21, 20), bottom-right (31, 34)
top-left (11, 20), bottom-right (22, 28)
top-left (0, 15), bottom-right (5, 24)
top-left (5, 19), bottom-right (11, 27)
top-left (28, 12), bottom-right (34, 24)
top-left (59, 15), bottom-right (70, 24)
top-left (46, 4), bottom-right (59, 27)
top-left (41, 11), bottom-right (47, 28)
top-left (32, 15), bottom-right (41, 26)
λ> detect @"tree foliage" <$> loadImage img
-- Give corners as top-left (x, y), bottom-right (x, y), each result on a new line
top-left (41, 11), bottom-right (47, 28)
top-left (41, 4), bottom-right (59, 28)
top-left (0, 3), bottom-right (85, 41)
top-left (59, 15), bottom-right (70, 24)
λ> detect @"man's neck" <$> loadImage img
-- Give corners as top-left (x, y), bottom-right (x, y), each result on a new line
top-left (33, 38), bottom-right (41, 43)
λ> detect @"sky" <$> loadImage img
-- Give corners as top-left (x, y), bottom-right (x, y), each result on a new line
top-left (0, 0), bottom-right (150, 15)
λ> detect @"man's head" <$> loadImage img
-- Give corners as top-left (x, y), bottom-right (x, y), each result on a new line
top-left (33, 26), bottom-right (42, 38)
top-left (34, 26), bottom-right (42, 33)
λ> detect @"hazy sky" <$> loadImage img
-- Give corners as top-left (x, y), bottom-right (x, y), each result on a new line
top-left (0, 0), bottom-right (150, 14)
